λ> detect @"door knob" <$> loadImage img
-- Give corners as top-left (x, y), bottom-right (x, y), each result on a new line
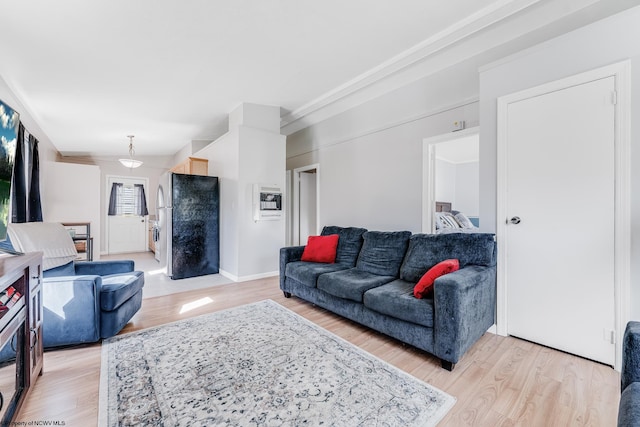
top-left (509, 216), bottom-right (521, 224)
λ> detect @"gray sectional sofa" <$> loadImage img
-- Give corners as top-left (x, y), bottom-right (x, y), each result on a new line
top-left (619, 321), bottom-right (640, 426)
top-left (279, 226), bottom-right (497, 370)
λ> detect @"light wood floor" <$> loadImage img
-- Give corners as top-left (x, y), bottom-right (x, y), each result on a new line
top-left (16, 276), bottom-right (621, 426)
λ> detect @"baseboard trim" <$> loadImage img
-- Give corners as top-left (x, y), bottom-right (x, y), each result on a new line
top-left (219, 269), bottom-right (279, 283)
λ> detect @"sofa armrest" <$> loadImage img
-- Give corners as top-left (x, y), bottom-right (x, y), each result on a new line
top-left (433, 265), bottom-right (496, 364)
top-left (622, 321), bottom-right (640, 392)
top-left (42, 275), bottom-right (102, 346)
top-left (279, 246), bottom-right (305, 289)
top-left (74, 260), bottom-right (135, 276)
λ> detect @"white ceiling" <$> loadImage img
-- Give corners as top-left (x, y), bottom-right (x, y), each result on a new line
top-left (0, 0), bottom-right (634, 157)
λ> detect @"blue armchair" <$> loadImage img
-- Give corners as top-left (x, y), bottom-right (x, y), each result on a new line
top-left (43, 259), bottom-right (144, 347)
top-left (5, 222), bottom-right (144, 348)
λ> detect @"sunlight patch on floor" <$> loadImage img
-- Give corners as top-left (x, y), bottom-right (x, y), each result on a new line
top-left (179, 297), bottom-right (214, 314)
top-left (147, 268), bottom-right (165, 276)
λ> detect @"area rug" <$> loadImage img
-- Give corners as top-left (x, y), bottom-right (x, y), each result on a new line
top-left (99, 300), bottom-right (455, 426)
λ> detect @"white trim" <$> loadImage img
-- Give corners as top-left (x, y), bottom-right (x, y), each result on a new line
top-left (285, 170), bottom-right (292, 246)
top-left (292, 164), bottom-right (321, 245)
top-left (287, 96), bottom-right (479, 160)
top-left (613, 61), bottom-right (631, 370)
top-left (280, 0), bottom-right (540, 133)
top-left (422, 127), bottom-right (480, 233)
top-left (496, 60), bottom-right (631, 370)
top-left (219, 269), bottom-right (278, 283)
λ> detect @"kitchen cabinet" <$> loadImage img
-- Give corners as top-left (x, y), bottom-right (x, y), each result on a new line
top-left (170, 157), bottom-right (208, 176)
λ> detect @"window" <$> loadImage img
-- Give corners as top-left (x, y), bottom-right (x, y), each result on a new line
top-left (108, 183), bottom-right (148, 216)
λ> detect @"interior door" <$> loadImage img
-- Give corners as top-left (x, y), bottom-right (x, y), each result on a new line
top-left (504, 76), bottom-right (616, 365)
top-left (108, 215), bottom-right (147, 253)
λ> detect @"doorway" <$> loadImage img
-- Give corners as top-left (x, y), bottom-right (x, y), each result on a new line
top-left (422, 127), bottom-right (480, 233)
top-left (106, 175), bottom-right (149, 254)
top-left (292, 164), bottom-right (320, 245)
top-left (496, 62), bottom-right (630, 369)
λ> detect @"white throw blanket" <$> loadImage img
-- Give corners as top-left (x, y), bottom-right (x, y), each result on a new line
top-left (8, 222), bottom-right (78, 270)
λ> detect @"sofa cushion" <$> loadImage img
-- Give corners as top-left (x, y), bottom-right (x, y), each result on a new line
top-left (400, 233), bottom-right (496, 283)
top-left (364, 279), bottom-right (435, 328)
top-left (317, 268), bottom-right (395, 302)
top-left (301, 234), bottom-right (339, 263)
top-left (356, 231), bottom-right (411, 277)
top-left (100, 271), bottom-right (145, 311)
top-left (321, 226), bottom-right (367, 267)
top-left (413, 259), bottom-right (460, 299)
top-left (285, 261), bottom-right (351, 288)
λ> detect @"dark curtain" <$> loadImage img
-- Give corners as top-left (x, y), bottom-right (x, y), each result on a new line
top-left (11, 123), bottom-right (27, 223)
top-left (11, 124), bottom-right (43, 223)
top-left (135, 184), bottom-right (149, 216)
top-left (27, 134), bottom-right (42, 222)
top-left (108, 183), bottom-right (148, 216)
top-left (108, 183), bottom-right (122, 216)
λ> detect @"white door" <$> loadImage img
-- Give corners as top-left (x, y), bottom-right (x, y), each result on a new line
top-left (503, 76), bottom-right (616, 365)
top-left (107, 176), bottom-right (148, 254)
top-left (108, 215), bottom-right (147, 253)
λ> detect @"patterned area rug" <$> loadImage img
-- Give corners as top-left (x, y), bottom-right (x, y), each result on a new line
top-left (99, 300), bottom-right (455, 426)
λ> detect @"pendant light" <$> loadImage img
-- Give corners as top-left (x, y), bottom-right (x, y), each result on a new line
top-left (119, 135), bottom-right (143, 168)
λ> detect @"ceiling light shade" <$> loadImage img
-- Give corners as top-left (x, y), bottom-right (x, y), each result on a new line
top-left (119, 135), bottom-right (143, 168)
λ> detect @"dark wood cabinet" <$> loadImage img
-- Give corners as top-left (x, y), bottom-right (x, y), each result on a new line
top-left (0, 252), bottom-right (43, 425)
top-left (27, 258), bottom-right (43, 382)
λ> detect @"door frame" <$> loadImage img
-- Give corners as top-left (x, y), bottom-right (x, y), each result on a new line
top-left (105, 174), bottom-right (150, 254)
top-left (496, 61), bottom-right (631, 369)
top-left (292, 164), bottom-right (320, 245)
top-left (422, 127), bottom-right (480, 233)
top-left (285, 170), bottom-right (292, 246)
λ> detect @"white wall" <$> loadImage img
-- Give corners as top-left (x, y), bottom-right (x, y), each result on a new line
top-left (0, 77), bottom-right (58, 164)
top-left (40, 161), bottom-right (101, 259)
top-left (286, 59), bottom-right (480, 233)
top-left (199, 103), bottom-right (286, 280)
top-left (201, 129), bottom-right (240, 278)
top-left (435, 159), bottom-right (456, 207)
top-left (434, 159), bottom-right (479, 218)
top-left (237, 125), bottom-right (286, 278)
top-left (455, 161), bottom-right (479, 217)
top-left (478, 6), bottom-right (640, 318)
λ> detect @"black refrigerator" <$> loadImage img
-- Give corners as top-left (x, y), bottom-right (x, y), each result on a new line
top-left (156, 172), bottom-right (219, 279)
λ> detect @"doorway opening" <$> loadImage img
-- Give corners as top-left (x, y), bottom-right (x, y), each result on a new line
top-left (422, 127), bottom-right (480, 233)
top-left (292, 164), bottom-right (320, 246)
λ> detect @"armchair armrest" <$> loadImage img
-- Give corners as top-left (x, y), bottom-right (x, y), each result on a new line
top-left (42, 275), bottom-right (102, 347)
top-left (74, 260), bottom-right (135, 276)
top-left (279, 246), bottom-right (305, 289)
top-left (433, 265), bottom-right (496, 365)
top-left (622, 321), bottom-right (640, 391)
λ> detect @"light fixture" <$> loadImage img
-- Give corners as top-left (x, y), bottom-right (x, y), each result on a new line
top-left (119, 135), bottom-right (143, 168)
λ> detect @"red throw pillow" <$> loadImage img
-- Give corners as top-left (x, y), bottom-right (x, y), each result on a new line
top-left (413, 259), bottom-right (460, 299)
top-left (301, 234), bottom-right (339, 263)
